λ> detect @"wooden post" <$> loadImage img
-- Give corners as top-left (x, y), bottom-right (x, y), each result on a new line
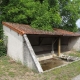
top-left (58, 37), bottom-right (61, 56)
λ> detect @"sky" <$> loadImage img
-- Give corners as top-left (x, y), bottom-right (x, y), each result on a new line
top-left (76, 19), bottom-right (80, 28)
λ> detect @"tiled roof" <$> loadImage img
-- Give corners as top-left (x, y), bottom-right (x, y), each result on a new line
top-left (2, 22), bottom-right (80, 36)
top-left (53, 28), bottom-right (80, 36)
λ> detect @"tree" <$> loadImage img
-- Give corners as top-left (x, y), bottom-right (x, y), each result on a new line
top-left (31, 0), bottom-right (61, 30)
top-left (59, 0), bottom-right (80, 32)
top-left (0, 0), bottom-right (80, 32)
top-left (0, 0), bottom-right (61, 31)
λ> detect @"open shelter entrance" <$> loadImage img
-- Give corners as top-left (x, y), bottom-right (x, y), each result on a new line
top-left (27, 35), bottom-right (73, 59)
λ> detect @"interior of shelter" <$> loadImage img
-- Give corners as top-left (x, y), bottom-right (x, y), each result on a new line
top-left (27, 34), bottom-right (73, 57)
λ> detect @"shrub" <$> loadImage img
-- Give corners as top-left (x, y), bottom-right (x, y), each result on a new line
top-left (0, 39), bottom-right (7, 57)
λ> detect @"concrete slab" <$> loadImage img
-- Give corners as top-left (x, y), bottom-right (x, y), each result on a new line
top-left (37, 53), bottom-right (53, 61)
top-left (72, 75), bottom-right (80, 80)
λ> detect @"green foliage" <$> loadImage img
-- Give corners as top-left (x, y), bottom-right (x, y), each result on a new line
top-left (69, 51), bottom-right (80, 57)
top-left (0, 25), bottom-right (3, 38)
top-left (0, 39), bottom-right (6, 57)
top-left (59, 0), bottom-right (80, 32)
top-left (78, 28), bottom-right (80, 32)
top-left (0, 0), bottom-right (80, 31)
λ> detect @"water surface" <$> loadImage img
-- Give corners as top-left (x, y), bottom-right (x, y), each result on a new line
top-left (40, 58), bottom-right (65, 71)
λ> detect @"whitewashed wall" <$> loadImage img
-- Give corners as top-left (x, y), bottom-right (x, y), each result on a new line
top-left (3, 25), bottom-right (43, 72)
top-left (3, 25), bottom-right (24, 63)
top-left (23, 35), bottom-right (43, 72)
top-left (68, 37), bottom-right (80, 51)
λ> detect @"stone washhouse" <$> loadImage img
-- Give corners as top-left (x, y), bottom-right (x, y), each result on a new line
top-left (2, 22), bottom-right (80, 73)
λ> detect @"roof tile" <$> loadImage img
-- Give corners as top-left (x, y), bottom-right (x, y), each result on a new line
top-left (2, 22), bottom-right (80, 36)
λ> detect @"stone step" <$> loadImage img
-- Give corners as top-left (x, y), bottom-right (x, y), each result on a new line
top-left (37, 53), bottom-right (54, 61)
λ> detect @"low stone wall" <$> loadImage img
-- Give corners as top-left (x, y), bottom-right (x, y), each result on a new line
top-left (23, 35), bottom-right (43, 73)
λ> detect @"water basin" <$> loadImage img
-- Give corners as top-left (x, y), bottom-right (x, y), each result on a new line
top-left (40, 57), bottom-right (67, 71)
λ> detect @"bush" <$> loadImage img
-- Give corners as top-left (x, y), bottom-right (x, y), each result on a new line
top-left (0, 39), bottom-right (7, 57)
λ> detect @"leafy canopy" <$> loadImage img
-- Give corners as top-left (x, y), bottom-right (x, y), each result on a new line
top-left (0, 0), bottom-right (80, 32)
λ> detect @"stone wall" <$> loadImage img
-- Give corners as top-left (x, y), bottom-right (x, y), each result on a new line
top-left (3, 25), bottom-right (24, 63)
top-left (23, 35), bottom-right (43, 72)
top-left (3, 25), bottom-right (43, 73)
top-left (68, 37), bottom-right (80, 51)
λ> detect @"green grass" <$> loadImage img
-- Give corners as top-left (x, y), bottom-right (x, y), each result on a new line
top-left (69, 51), bottom-right (80, 57)
top-left (39, 60), bottom-right (80, 80)
top-left (0, 52), bottom-right (80, 80)
top-left (0, 56), bottom-right (32, 80)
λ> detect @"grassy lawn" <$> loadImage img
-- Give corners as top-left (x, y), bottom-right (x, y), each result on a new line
top-left (0, 52), bottom-right (80, 80)
top-left (68, 51), bottom-right (80, 57)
